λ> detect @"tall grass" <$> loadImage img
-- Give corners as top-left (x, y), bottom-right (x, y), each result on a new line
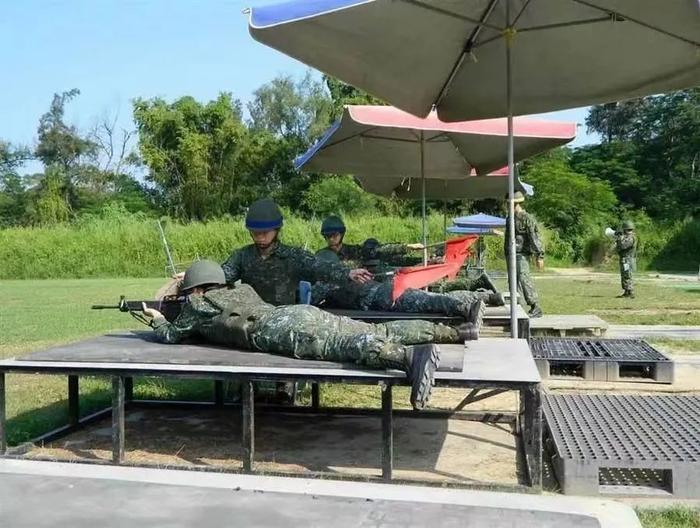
top-left (1, 209), bottom-right (695, 279)
top-left (0, 211), bottom-right (452, 279)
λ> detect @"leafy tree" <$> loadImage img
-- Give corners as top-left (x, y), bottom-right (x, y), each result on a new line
top-left (520, 150), bottom-right (618, 259)
top-left (324, 76), bottom-right (384, 118)
top-left (248, 73), bottom-right (333, 142)
top-left (302, 175), bottom-right (377, 217)
top-left (28, 165), bottom-right (71, 224)
top-left (580, 88), bottom-right (700, 219)
top-left (133, 93), bottom-right (247, 220)
top-left (585, 100), bottom-right (646, 143)
top-left (36, 89), bottom-right (97, 170)
top-left (0, 141), bottom-right (32, 225)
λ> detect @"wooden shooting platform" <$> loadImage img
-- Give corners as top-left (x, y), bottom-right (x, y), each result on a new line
top-left (0, 333), bottom-right (542, 489)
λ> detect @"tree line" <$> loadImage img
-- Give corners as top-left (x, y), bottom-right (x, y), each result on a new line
top-left (1, 77), bottom-right (698, 261)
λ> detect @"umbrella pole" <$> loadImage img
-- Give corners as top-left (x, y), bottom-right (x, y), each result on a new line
top-left (506, 4), bottom-right (519, 339)
top-left (420, 131), bottom-right (427, 265)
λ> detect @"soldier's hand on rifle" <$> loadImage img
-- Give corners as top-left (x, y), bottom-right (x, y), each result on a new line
top-left (141, 302), bottom-right (164, 321)
top-left (536, 258), bottom-right (545, 272)
top-left (172, 272), bottom-right (185, 281)
top-left (349, 268), bottom-right (373, 283)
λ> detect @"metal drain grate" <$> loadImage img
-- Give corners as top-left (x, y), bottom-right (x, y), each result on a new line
top-left (544, 393), bottom-right (700, 497)
top-left (529, 338), bottom-right (669, 362)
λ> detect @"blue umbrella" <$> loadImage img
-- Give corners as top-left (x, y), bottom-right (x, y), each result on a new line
top-left (452, 213), bottom-right (506, 229)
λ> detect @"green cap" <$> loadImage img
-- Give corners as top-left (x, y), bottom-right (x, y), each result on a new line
top-left (321, 215), bottom-right (346, 235)
top-left (245, 198), bottom-right (283, 231)
top-left (181, 260), bottom-right (226, 292)
top-left (622, 220), bottom-right (635, 231)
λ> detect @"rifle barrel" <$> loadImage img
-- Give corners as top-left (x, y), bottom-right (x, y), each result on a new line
top-left (91, 304), bottom-right (120, 309)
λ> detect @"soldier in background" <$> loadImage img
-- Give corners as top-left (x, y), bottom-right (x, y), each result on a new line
top-left (316, 215), bottom-right (424, 272)
top-left (222, 200), bottom-right (373, 305)
top-left (615, 220), bottom-right (637, 298)
top-left (504, 191), bottom-right (544, 318)
top-left (144, 260), bottom-right (460, 410)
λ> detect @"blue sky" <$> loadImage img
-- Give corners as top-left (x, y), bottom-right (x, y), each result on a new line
top-left (1, 1), bottom-right (597, 174)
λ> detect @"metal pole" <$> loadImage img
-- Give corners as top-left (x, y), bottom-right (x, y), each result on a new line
top-left (381, 382), bottom-right (393, 481)
top-left (0, 372), bottom-right (5, 454)
top-left (112, 376), bottom-right (125, 464)
top-left (157, 220), bottom-right (176, 276)
top-left (420, 132), bottom-right (428, 265)
top-left (506, 1), bottom-right (519, 339)
top-left (68, 376), bottom-right (79, 427)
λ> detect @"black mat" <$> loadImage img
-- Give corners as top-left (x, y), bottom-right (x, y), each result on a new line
top-left (22, 332), bottom-right (464, 372)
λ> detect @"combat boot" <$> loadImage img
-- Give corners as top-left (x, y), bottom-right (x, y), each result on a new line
top-left (457, 322), bottom-right (479, 341)
top-left (487, 291), bottom-right (505, 306)
top-left (473, 273), bottom-right (498, 293)
top-left (528, 304), bottom-right (543, 318)
top-left (404, 344), bottom-right (441, 410)
top-left (466, 299), bottom-right (486, 334)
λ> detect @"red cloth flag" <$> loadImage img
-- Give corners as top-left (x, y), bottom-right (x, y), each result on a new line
top-left (391, 236), bottom-right (477, 301)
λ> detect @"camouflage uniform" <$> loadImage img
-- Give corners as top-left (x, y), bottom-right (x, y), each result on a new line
top-left (151, 285), bottom-right (458, 367)
top-left (316, 241), bottom-right (420, 273)
top-left (311, 277), bottom-right (477, 320)
top-left (615, 232), bottom-right (637, 295)
top-left (222, 241), bottom-right (351, 306)
top-left (505, 209), bottom-right (543, 309)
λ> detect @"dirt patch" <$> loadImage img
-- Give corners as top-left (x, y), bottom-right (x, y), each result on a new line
top-left (28, 407), bottom-right (524, 485)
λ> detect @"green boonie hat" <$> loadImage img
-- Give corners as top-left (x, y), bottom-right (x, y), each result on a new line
top-left (321, 215), bottom-right (346, 235)
top-left (181, 260), bottom-right (226, 292)
top-left (245, 198), bottom-right (283, 231)
top-left (505, 191), bottom-right (526, 203)
top-left (622, 220), bottom-right (635, 231)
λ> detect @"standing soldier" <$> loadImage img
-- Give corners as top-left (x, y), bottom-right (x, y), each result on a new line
top-left (615, 220), bottom-right (637, 298)
top-left (144, 260), bottom-right (458, 409)
top-left (222, 200), bottom-right (372, 305)
top-left (504, 191), bottom-right (544, 318)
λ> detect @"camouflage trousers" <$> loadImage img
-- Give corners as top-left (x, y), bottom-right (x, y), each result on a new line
top-left (507, 254), bottom-right (539, 307)
top-left (429, 273), bottom-right (498, 294)
top-left (249, 305), bottom-right (457, 370)
top-left (620, 256), bottom-right (635, 293)
top-left (368, 283), bottom-right (473, 319)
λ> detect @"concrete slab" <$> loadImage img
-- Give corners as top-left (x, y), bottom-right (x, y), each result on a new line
top-left (530, 316), bottom-right (609, 337)
top-left (439, 339), bottom-right (539, 383)
top-left (608, 325), bottom-right (700, 340)
top-left (0, 459), bottom-right (642, 527)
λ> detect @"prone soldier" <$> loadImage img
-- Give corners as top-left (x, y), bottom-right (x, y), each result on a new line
top-left (316, 215), bottom-right (423, 273)
top-left (143, 260), bottom-right (465, 409)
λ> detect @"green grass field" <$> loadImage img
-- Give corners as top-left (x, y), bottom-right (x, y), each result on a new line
top-left (0, 275), bottom-right (698, 527)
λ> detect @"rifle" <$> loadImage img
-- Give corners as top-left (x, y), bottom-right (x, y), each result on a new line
top-left (92, 296), bottom-right (185, 325)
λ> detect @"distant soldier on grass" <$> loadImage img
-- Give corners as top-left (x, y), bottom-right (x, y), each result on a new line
top-left (614, 220), bottom-right (637, 298)
top-left (143, 260), bottom-right (458, 409)
top-left (504, 191), bottom-right (544, 318)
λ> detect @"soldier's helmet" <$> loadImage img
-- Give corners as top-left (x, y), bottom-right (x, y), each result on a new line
top-left (361, 238), bottom-right (380, 259)
top-left (245, 198), bottom-right (283, 231)
top-left (321, 215), bottom-right (346, 236)
top-left (622, 220), bottom-right (635, 231)
top-left (181, 260), bottom-right (226, 292)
